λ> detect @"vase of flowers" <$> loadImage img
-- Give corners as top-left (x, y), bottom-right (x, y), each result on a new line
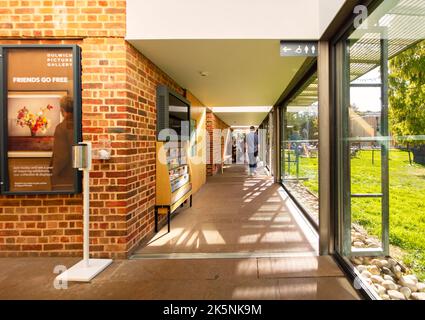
top-left (16, 104), bottom-right (54, 137)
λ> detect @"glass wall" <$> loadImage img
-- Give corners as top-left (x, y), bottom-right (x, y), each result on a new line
top-left (281, 73), bottom-right (319, 225)
top-left (335, 0), bottom-right (425, 299)
top-left (258, 111), bottom-right (273, 171)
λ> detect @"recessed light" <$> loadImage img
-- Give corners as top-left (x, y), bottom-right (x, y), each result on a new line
top-left (199, 71), bottom-right (209, 77)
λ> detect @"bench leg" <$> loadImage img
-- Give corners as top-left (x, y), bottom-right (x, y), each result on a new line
top-left (190, 195), bottom-right (193, 207)
top-left (167, 208), bottom-right (170, 233)
top-left (154, 207), bottom-right (158, 233)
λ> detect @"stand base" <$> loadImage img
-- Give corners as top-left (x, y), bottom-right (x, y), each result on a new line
top-left (55, 259), bottom-right (113, 282)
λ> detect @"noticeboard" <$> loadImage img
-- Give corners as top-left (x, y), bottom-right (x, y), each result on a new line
top-left (0, 45), bottom-right (82, 195)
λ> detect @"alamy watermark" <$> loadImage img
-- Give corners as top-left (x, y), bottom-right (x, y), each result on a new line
top-left (354, 5), bottom-right (369, 29)
top-left (53, 265), bottom-right (68, 289)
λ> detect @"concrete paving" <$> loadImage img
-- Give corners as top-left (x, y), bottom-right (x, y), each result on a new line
top-left (0, 165), bottom-right (361, 300)
top-left (0, 256), bottom-right (360, 299)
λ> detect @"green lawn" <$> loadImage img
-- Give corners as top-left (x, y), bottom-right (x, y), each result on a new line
top-left (282, 151), bottom-right (319, 195)
top-left (284, 149), bottom-right (425, 280)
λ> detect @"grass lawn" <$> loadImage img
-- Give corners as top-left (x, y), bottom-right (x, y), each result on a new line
top-left (284, 149), bottom-right (425, 280)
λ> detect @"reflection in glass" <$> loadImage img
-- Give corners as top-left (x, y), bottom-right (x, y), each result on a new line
top-left (281, 74), bottom-right (319, 225)
top-left (51, 96), bottom-right (74, 191)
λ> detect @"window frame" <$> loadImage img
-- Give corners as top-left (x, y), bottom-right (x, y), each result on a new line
top-left (330, 0), bottom-right (390, 257)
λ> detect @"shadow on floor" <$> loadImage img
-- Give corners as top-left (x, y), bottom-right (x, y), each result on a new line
top-left (134, 164), bottom-right (317, 256)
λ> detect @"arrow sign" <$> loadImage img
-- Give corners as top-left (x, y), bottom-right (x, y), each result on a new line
top-left (280, 41), bottom-right (318, 57)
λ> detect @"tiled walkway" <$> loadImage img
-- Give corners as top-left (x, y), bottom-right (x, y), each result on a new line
top-left (133, 165), bottom-right (317, 256)
top-left (0, 165), bottom-right (361, 300)
top-left (0, 256), bottom-right (359, 299)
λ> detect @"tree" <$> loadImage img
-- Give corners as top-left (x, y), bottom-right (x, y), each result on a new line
top-left (389, 40), bottom-right (425, 146)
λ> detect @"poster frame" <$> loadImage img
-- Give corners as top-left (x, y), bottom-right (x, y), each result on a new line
top-left (0, 44), bottom-right (82, 195)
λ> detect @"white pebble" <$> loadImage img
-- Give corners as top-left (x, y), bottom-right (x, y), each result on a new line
top-left (388, 290), bottom-right (406, 300)
top-left (361, 270), bottom-right (372, 278)
top-left (411, 292), bottom-right (425, 300)
top-left (416, 283), bottom-right (425, 292)
top-left (400, 287), bottom-right (412, 299)
top-left (382, 280), bottom-right (398, 290)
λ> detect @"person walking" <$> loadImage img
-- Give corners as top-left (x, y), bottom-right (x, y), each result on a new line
top-left (246, 126), bottom-right (259, 176)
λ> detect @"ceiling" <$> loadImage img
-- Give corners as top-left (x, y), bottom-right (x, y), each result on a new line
top-left (209, 107), bottom-right (272, 127)
top-left (125, 0), bottom-right (351, 126)
top-left (212, 111), bottom-right (270, 127)
top-left (129, 39), bottom-right (307, 125)
top-left (127, 0), bottom-right (348, 40)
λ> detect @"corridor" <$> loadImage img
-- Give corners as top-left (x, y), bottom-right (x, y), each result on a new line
top-left (133, 165), bottom-right (318, 257)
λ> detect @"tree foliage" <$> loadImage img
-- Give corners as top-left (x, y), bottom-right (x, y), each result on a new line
top-left (389, 40), bottom-right (425, 145)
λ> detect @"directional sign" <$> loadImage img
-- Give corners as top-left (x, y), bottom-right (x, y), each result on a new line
top-left (280, 41), bottom-right (318, 57)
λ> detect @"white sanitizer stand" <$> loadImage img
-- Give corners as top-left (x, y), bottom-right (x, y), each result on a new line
top-left (56, 142), bottom-right (113, 282)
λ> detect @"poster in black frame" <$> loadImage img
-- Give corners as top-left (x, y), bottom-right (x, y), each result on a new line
top-left (0, 44), bottom-right (82, 195)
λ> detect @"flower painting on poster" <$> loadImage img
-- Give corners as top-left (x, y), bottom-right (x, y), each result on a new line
top-left (8, 92), bottom-right (63, 138)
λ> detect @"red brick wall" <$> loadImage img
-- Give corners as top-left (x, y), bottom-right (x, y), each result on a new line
top-left (0, 0), bottom-right (189, 258)
top-left (0, 0), bottom-right (126, 38)
top-left (124, 43), bottom-right (183, 253)
top-left (206, 111), bottom-right (230, 176)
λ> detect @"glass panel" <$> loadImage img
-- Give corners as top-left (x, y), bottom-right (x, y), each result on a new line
top-left (351, 197), bottom-right (382, 250)
top-left (388, 145), bottom-right (425, 280)
top-left (281, 74), bottom-right (319, 225)
top-left (344, 27), bottom-right (388, 254)
top-left (350, 144), bottom-right (382, 195)
top-left (348, 84), bottom-right (384, 195)
top-left (169, 94), bottom-right (190, 140)
top-left (351, 67), bottom-right (381, 85)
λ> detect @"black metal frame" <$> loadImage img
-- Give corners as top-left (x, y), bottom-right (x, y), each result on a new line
top-left (155, 195), bottom-right (192, 233)
top-left (0, 44), bottom-right (82, 195)
top-left (330, 0), bottom-right (390, 258)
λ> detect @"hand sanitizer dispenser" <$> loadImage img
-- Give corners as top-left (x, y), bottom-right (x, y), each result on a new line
top-left (56, 142), bottom-right (112, 282)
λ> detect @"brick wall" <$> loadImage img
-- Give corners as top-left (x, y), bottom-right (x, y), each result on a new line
top-left (0, 0), bottom-right (126, 38)
top-left (124, 43), bottom-right (183, 254)
top-left (0, 0), bottom-right (190, 258)
top-left (206, 111), bottom-right (230, 176)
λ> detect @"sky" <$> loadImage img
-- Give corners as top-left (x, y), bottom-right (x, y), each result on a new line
top-left (350, 67), bottom-right (382, 113)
